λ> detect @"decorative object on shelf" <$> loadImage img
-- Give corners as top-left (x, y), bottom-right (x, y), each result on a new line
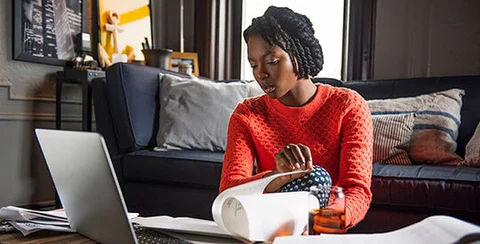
top-left (170, 52), bottom-right (199, 76)
top-left (13, 0), bottom-right (84, 66)
top-left (96, 0), bottom-right (153, 68)
top-left (142, 48), bottom-right (173, 70)
top-left (68, 32), bottom-right (101, 70)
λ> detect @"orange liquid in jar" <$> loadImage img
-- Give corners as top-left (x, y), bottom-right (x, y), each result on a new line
top-left (308, 208), bottom-right (346, 234)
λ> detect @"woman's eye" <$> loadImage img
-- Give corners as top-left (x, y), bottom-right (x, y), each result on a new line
top-left (267, 60), bottom-right (279, 65)
top-left (250, 64), bottom-right (257, 69)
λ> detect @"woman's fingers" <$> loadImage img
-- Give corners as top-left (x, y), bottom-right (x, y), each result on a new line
top-left (275, 143), bottom-right (314, 173)
top-left (290, 144), bottom-right (306, 168)
top-left (281, 147), bottom-right (297, 169)
top-left (298, 144), bottom-right (313, 171)
top-left (275, 152), bottom-right (293, 172)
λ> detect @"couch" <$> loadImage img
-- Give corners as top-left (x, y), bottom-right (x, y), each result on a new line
top-left (92, 63), bottom-right (480, 233)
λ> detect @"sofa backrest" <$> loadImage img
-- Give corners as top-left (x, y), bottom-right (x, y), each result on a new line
top-left (97, 63), bottom-right (479, 157)
top-left (99, 63), bottom-right (245, 154)
top-left (102, 63), bottom-right (190, 153)
top-left (313, 76), bottom-right (480, 157)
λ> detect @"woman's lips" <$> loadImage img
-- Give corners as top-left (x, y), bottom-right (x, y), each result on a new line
top-left (264, 86), bottom-right (276, 93)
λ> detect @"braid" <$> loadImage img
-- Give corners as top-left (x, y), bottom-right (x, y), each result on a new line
top-left (244, 6), bottom-right (324, 78)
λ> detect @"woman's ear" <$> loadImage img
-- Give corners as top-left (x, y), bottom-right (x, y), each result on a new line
top-left (292, 56), bottom-right (301, 78)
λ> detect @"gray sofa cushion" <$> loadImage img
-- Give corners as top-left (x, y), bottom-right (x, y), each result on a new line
top-left (156, 74), bottom-right (250, 151)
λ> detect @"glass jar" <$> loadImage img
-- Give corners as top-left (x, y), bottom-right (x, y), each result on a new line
top-left (308, 185), bottom-right (345, 234)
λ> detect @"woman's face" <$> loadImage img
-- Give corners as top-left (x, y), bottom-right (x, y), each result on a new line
top-left (247, 35), bottom-right (298, 99)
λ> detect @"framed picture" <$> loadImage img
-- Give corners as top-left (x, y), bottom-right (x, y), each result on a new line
top-left (13, 0), bottom-right (83, 66)
top-left (97, 0), bottom-right (152, 63)
top-left (170, 52), bottom-right (199, 76)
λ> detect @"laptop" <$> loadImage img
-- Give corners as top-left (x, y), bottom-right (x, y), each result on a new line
top-left (35, 129), bottom-right (190, 244)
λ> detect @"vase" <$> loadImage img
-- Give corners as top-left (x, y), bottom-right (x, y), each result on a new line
top-left (142, 49), bottom-right (173, 69)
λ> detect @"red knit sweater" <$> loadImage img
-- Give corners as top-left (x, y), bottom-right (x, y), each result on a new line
top-left (219, 84), bottom-right (373, 227)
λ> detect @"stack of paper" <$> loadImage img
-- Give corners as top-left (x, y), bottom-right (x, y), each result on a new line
top-left (0, 206), bottom-right (72, 235)
top-left (0, 206), bottom-right (138, 236)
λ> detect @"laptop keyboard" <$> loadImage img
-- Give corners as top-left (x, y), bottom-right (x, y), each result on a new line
top-left (134, 225), bottom-right (192, 244)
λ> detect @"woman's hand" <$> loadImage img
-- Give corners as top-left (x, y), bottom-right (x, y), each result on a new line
top-left (264, 144), bottom-right (314, 193)
top-left (276, 143), bottom-right (314, 173)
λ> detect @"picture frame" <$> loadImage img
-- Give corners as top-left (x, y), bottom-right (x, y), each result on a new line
top-left (96, 0), bottom-right (153, 64)
top-left (169, 52), bottom-right (200, 76)
top-left (13, 0), bottom-right (84, 66)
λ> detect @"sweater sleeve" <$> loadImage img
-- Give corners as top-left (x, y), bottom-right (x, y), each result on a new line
top-left (219, 106), bottom-right (270, 192)
top-left (337, 92), bottom-right (373, 228)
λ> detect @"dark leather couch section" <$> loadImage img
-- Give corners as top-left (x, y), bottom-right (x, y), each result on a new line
top-left (93, 63), bottom-right (480, 231)
top-left (371, 177), bottom-right (479, 212)
top-left (372, 163), bottom-right (480, 214)
top-left (373, 163), bottom-right (480, 181)
top-left (105, 64), bottom-right (191, 152)
top-left (122, 150), bottom-right (223, 188)
top-left (124, 183), bottom-right (218, 218)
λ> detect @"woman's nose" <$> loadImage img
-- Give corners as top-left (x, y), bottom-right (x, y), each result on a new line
top-left (255, 67), bottom-right (269, 81)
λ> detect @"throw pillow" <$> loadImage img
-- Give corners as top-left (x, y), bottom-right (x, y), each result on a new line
top-left (367, 89), bottom-right (464, 165)
top-left (279, 166), bottom-right (332, 193)
top-left (462, 122), bottom-right (480, 167)
top-left (155, 73), bottom-right (249, 151)
top-left (372, 113), bottom-right (415, 165)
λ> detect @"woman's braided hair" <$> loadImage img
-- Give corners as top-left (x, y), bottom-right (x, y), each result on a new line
top-left (243, 6), bottom-right (324, 78)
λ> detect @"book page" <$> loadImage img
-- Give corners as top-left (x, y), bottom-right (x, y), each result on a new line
top-left (272, 215), bottom-right (480, 244)
top-left (211, 170), bottom-right (308, 239)
top-left (132, 216), bottom-right (232, 239)
top-left (222, 192), bottom-right (309, 241)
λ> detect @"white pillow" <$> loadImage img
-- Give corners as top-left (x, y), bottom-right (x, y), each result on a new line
top-left (462, 122), bottom-right (480, 167)
top-left (247, 81), bottom-right (265, 97)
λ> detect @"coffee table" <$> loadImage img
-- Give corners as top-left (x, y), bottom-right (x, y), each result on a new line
top-left (0, 230), bottom-right (95, 243)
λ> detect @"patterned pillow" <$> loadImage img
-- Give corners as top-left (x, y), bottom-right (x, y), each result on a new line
top-left (462, 122), bottom-right (480, 167)
top-left (367, 89), bottom-right (464, 165)
top-left (372, 114), bottom-right (415, 165)
top-left (280, 166), bottom-right (331, 192)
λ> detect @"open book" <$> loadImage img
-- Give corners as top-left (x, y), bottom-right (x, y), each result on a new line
top-left (134, 171), bottom-right (311, 242)
top-left (211, 170), bottom-right (311, 242)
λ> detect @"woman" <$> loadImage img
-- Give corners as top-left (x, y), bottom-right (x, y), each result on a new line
top-left (219, 6), bottom-right (373, 228)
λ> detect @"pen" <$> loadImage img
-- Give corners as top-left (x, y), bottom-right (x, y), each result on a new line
top-left (144, 37), bottom-right (150, 49)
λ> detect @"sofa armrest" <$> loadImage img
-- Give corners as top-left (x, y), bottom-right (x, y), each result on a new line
top-left (92, 77), bottom-right (124, 184)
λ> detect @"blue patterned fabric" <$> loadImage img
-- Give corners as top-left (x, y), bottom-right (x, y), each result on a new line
top-left (279, 166), bottom-right (332, 192)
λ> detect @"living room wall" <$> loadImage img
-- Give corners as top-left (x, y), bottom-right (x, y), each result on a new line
top-left (374, 0), bottom-right (480, 79)
top-left (0, 0), bottom-right (83, 208)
